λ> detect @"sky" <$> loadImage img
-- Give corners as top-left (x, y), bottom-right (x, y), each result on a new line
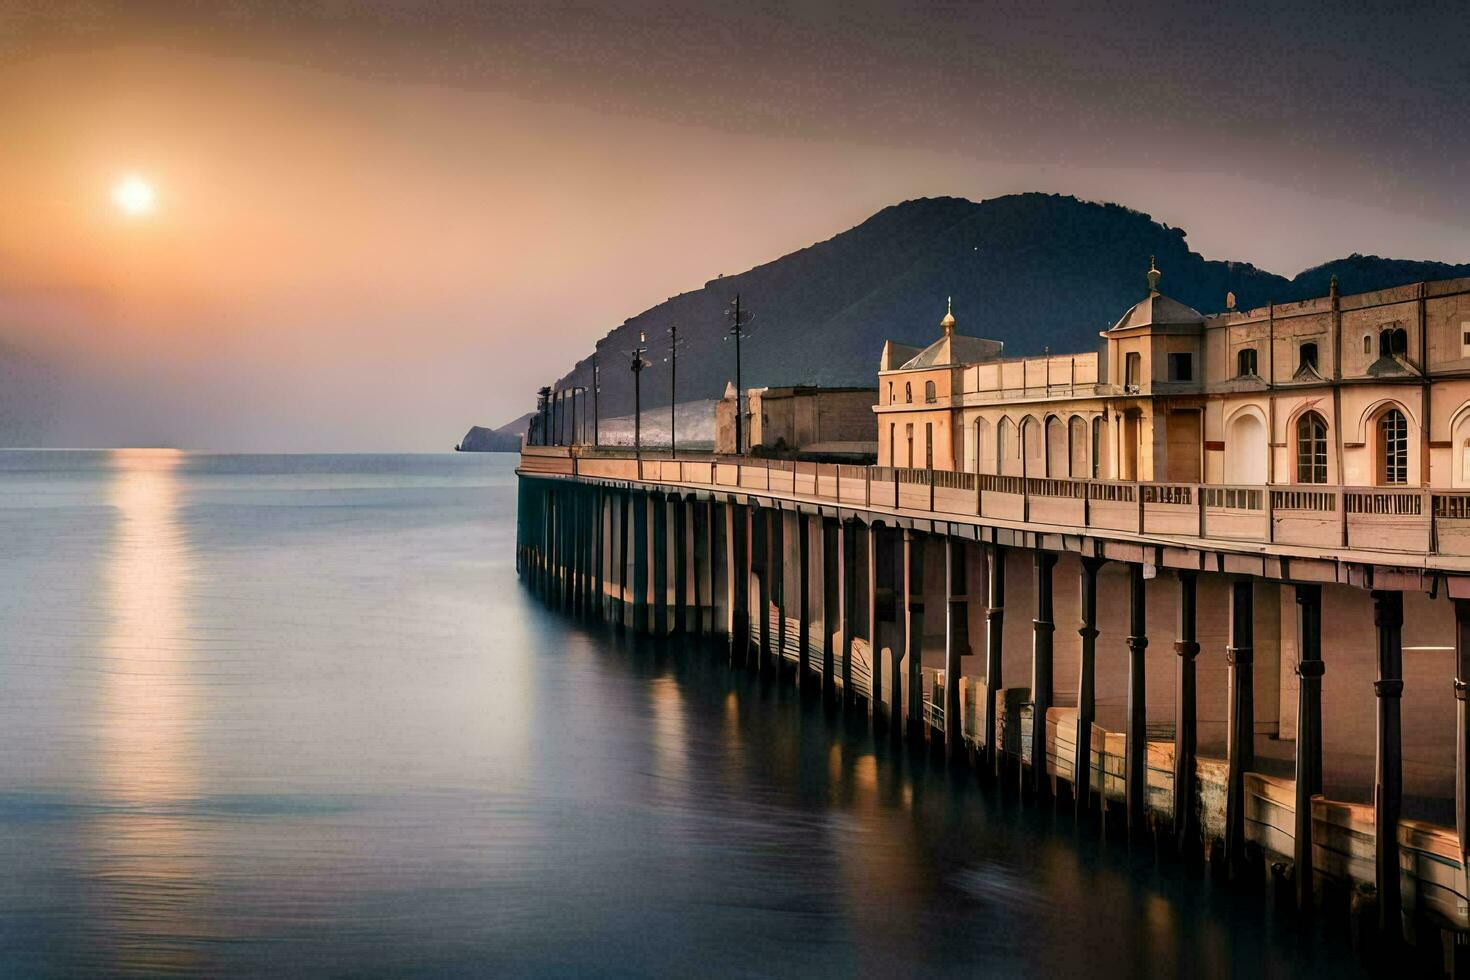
top-left (2, 0), bottom-right (1468, 450)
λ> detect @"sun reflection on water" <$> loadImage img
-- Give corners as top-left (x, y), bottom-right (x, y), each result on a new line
top-left (90, 448), bottom-right (212, 973)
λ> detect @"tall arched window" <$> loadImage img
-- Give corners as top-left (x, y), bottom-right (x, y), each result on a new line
top-left (924, 380), bottom-right (937, 404)
top-left (974, 418), bottom-right (991, 474)
top-left (1379, 409), bottom-right (1408, 485)
top-left (905, 383), bottom-right (912, 403)
top-left (1021, 417), bottom-right (1042, 475)
top-left (997, 417), bottom-right (1015, 474)
top-left (1091, 417), bottom-right (1103, 478)
top-left (1295, 411), bottom-right (1328, 484)
top-left (1069, 416), bottom-right (1088, 477)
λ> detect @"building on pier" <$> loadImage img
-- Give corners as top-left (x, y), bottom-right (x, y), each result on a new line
top-left (715, 382), bottom-right (878, 458)
top-left (877, 261), bottom-right (1470, 493)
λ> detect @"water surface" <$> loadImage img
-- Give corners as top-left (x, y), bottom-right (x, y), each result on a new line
top-left (0, 451), bottom-right (1362, 976)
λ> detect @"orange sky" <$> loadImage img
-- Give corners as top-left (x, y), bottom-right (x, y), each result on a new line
top-left (3, 2), bottom-right (1468, 450)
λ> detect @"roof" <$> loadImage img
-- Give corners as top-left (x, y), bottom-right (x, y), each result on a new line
top-left (1108, 292), bottom-right (1204, 332)
top-left (899, 334), bottom-right (1004, 369)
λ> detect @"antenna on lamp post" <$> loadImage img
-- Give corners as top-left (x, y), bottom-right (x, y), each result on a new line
top-left (724, 294), bottom-right (755, 454)
top-left (666, 324), bottom-right (686, 456)
top-left (629, 331), bottom-right (649, 458)
top-left (591, 352), bottom-right (601, 447)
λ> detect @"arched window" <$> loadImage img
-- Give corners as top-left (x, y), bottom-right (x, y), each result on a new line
top-left (905, 382), bottom-right (912, 403)
top-left (1069, 416), bottom-right (1088, 477)
top-left (1295, 411), bottom-right (1328, 484)
top-left (924, 380), bottom-right (937, 404)
top-left (1091, 416), bottom-right (1103, 478)
top-left (1364, 335), bottom-right (1372, 355)
top-left (974, 418), bottom-right (991, 474)
top-left (1379, 409), bottom-right (1408, 484)
top-left (1021, 417), bottom-right (1042, 474)
top-left (887, 382), bottom-right (894, 404)
top-left (997, 417), bottom-right (1015, 474)
top-left (1237, 348), bottom-right (1258, 377)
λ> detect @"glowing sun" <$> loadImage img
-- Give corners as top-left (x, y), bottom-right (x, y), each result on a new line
top-left (112, 175), bottom-right (157, 216)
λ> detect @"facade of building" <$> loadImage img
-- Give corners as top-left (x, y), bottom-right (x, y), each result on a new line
top-left (876, 263), bottom-right (1470, 491)
top-left (715, 383), bottom-right (877, 457)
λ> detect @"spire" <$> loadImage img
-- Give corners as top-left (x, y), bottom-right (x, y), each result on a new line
top-left (1146, 255), bottom-right (1161, 297)
top-left (940, 295), bottom-right (956, 337)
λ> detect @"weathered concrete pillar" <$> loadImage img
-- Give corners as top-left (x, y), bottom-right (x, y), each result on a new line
top-left (1293, 583), bottom-right (1324, 911)
top-left (1125, 562), bottom-right (1149, 838)
top-left (985, 543), bottom-right (1007, 774)
top-left (1371, 588), bottom-right (1404, 935)
top-left (889, 527), bottom-right (905, 739)
top-left (1030, 550), bottom-right (1057, 796)
top-left (1174, 570), bottom-right (1200, 856)
top-left (753, 507), bottom-right (771, 672)
top-left (944, 536), bottom-right (968, 763)
top-left (824, 519), bottom-right (840, 703)
top-left (798, 513), bottom-right (812, 684)
top-left (842, 519), bottom-right (858, 706)
top-left (632, 491), bottom-right (650, 634)
top-left (728, 502), bottom-right (749, 663)
top-left (652, 493), bottom-right (668, 635)
top-left (772, 508), bottom-right (786, 670)
top-left (617, 490), bottom-right (630, 630)
top-left (673, 495), bottom-right (688, 633)
top-left (866, 522), bottom-right (879, 716)
top-left (1457, 598), bottom-right (1470, 872)
top-left (1225, 578), bottom-right (1255, 872)
top-left (903, 528), bottom-right (924, 741)
top-left (1076, 557), bottom-right (1102, 816)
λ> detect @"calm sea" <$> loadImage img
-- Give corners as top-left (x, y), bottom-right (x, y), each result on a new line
top-left (0, 450), bottom-right (1362, 977)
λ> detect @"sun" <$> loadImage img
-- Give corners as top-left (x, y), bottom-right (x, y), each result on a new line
top-left (112, 175), bottom-right (157, 217)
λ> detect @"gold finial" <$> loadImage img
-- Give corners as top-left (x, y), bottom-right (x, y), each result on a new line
top-left (939, 295), bottom-right (956, 336)
top-left (1146, 256), bottom-right (1161, 296)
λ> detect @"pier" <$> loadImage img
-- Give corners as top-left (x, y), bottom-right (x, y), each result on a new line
top-left (518, 443), bottom-right (1470, 965)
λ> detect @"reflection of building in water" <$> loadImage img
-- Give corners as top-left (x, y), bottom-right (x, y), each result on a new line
top-left (90, 448), bottom-right (210, 974)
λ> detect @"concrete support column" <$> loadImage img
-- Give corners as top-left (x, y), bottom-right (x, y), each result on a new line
top-left (652, 494), bottom-right (668, 636)
top-left (866, 522), bottom-right (879, 715)
top-left (1372, 588), bottom-right (1404, 935)
top-left (985, 543), bottom-right (1006, 774)
top-left (673, 496), bottom-right (688, 633)
top-left (772, 509), bottom-right (785, 669)
top-left (1174, 570), bottom-right (1201, 855)
top-left (944, 536), bottom-right (968, 763)
top-left (1030, 550), bottom-right (1057, 796)
top-left (842, 519), bottom-right (858, 706)
top-left (798, 513), bottom-right (812, 684)
top-left (824, 519), bottom-right (840, 703)
top-left (690, 498), bottom-right (706, 634)
top-left (728, 503), bottom-right (749, 664)
top-left (1076, 557), bottom-right (1102, 815)
top-left (754, 508), bottom-right (771, 673)
top-left (1293, 583), bottom-right (1324, 911)
top-left (632, 492), bottom-right (650, 634)
top-left (1225, 578), bottom-right (1255, 872)
top-left (1125, 562), bottom-right (1149, 838)
top-left (617, 491), bottom-right (630, 630)
top-left (903, 528), bottom-right (925, 740)
top-left (1457, 598), bottom-right (1470, 871)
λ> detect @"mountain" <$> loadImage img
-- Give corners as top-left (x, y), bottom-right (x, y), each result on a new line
top-left (458, 414), bottom-right (531, 452)
top-left (525, 193), bottom-right (1470, 425)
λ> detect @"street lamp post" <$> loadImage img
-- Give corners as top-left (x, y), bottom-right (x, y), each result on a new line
top-left (592, 353), bottom-right (601, 447)
top-left (631, 332), bottom-right (648, 457)
top-left (725, 294), bottom-right (753, 454)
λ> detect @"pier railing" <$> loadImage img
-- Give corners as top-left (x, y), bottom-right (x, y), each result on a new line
top-left (521, 445), bottom-right (1470, 561)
